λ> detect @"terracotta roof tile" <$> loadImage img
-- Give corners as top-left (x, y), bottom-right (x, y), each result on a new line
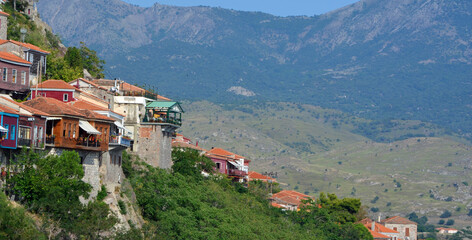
top-left (31, 80), bottom-right (77, 90)
top-left (0, 96), bottom-right (49, 116)
top-left (0, 51), bottom-right (31, 65)
top-left (172, 141), bottom-right (207, 151)
top-left (0, 11), bottom-right (10, 16)
top-left (23, 97), bottom-right (85, 118)
top-left (271, 190), bottom-right (313, 208)
top-left (0, 104), bottom-right (19, 115)
top-left (68, 101), bottom-right (114, 122)
top-left (68, 99), bottom-right (124, 117)
top-left (368, 229), bottom-right (391, 239)
top-left (359, 218), bottom-right (399, 234)
top-left (0, 40), bottom-right (50, 54)
top-left (207, 148), bottom-right (249, 161)
top-left (248, 171), bottom-right (276, 182)
top-left (71, 78), bottom-right (108, 91)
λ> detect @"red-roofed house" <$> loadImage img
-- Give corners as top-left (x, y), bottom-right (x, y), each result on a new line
top-left (172, 134), bottom-right (206, 152)
top-left (69, 78), bottom-right (115, 106)
top-left (31, 80), bottom-right (78, 102)
top-left (0, 104), bottom-right (19, 150)
top-left (359, 218), bottom-right (401, 240)
top-left (269, 190), bottom-right (313, 211)
top-left (0, 96), bottom-right (49, 149)
top-left (381, 216), bottom-right (417, 240)
top-left (0, 39), bottom-right (49, 86)
top-left (0, 51), bottom-right (31, 97)
top-left (206, 147), bottom-right (250, 182)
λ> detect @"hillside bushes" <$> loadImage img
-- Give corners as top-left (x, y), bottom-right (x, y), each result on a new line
top-left (126, 149), bottom-right (373, 240)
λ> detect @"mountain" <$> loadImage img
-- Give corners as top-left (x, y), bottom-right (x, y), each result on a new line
top-left (37, 0), bottom-right (472, 138)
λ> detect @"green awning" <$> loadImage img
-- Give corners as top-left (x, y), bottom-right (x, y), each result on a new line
top-left (146, 101), bottom-right (184, 113)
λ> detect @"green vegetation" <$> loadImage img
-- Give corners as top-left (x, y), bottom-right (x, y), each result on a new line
top-left (5, 149), bottom-right (117, 238)
top-left (0, 192), bottom-right (46, 240)
top-left (124, 149), bottom-right (372, 239)
top-left (2, 2), bottom-right (105, 82)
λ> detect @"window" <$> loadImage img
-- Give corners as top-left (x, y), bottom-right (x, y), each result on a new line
top-left (119, 156), bottom-right (122, 166)
top-left (21, 71), bottom-right (26, 85)
top-left (11, 69), bottom-right (16, 83)
top-left (11, 125), bottom-right (15, 140)
top-left (68, 123), bottom-right (71, 138)
top-left (29, 53), bottom-right (34, 62)
top-left (2, 68), bottom-right (7, 82)
top-left (73, 124), bottom-right (76, 138)
top-left (3, 124), bottom-right (8, 140)
top-left (216, 163), bottom-right (221, 169)
top-left (38, 126), bottom-right (43, 142)
top-left (63, 123), bottom-right (66, 137)
top-left (405, 228), bottom-right (409, 236)
top-left (63, 94), bottom-right (68, 102)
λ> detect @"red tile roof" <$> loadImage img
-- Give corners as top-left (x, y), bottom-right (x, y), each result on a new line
top-left (0, 96), bottom-right (49, 116)
top-left (71, 78), bottom-right (108, 91)
top-left (68, 99), bottom-right (125, 117)
top-left (31, 80), bottom-right (77, 90)
top-left (207, 148), bottom-right (249, 161)
top-left (368, 229), bottom-right (391, 239)
top-left (68, 100), bottom-right (114, 122)
top-left (0, 51), bottom-right (32, 65)
top-left (0, 39), bottom-right (50, 54)
top-left (248, 171), bottom-right (276, 182)
top-left (0, 11), bottom-right (10, 16)
top-left (270, 190), bottom-right (313, 208)
top-left (381, 216), bottom-right (417, 225)
top-left (0, 104), bottom-right (19, 115)
top-left (23, 97), bottom-right (85, 118)
top-left (172, 141), bottom-right (207, 152)
top-left (359, 218), bottom-right (399, 234)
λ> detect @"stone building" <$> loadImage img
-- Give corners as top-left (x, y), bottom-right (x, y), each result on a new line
top-left (381, 216), bottom-right (417, 240)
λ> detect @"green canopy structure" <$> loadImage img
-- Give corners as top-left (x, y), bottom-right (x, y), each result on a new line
top-left (144, 101), bottom-right (183, 126)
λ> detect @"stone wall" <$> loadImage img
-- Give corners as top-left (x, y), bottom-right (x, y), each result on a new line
top-left (135, 124), bottom-right (174, 169)
top-left (47, 148), bottom-right (101, 200)
top-left (384, 223), bottom-right (417, 240)
top-left (0, 15), bottom-right (7, 40)
top-left (100, 148), bottom-right (124, 184)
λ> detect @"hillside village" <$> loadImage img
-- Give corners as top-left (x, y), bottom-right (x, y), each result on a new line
top-left (0, 1), bottom-right (468, 240)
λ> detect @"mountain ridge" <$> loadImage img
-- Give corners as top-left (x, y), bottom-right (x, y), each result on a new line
top-left (37, 0), bottom-right (472, 138)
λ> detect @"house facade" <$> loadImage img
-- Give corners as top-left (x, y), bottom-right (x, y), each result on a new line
top-left (0, 40), bottom-right (49, 86)
top-left (269, 190), bottom-right (313, 211)
top-left (0, 51), bottom-right (31, 97)
top-left (381, 216), bottom-right (417, 240)
top-left (206, 148), bottom-right (250, 182)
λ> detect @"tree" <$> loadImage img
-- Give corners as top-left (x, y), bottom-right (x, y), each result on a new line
top-left (64, 47), bottom-right (83, 69)
top-left (446, 219), bottom-right (455, 226)
top-left (171, 148), bottom-right (215, 179)
top-left (80, 42), bottom-right (105, 78)
top-left (440, 210), bottom-right (452, 218)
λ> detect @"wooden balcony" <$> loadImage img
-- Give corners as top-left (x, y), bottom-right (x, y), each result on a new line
top-left (109, 135), bottom-right (131, 148)
top-left (228, 169), bottom-right (248, 177)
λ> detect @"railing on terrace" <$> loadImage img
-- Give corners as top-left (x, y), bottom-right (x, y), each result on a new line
top-left (228, 169), bottom-right (247, 177)
top-left (143, 117), bottom-right (182, 126)
top-left (45, 136), bottom-right (55, 145)
top-left (18, 138), bottom-right (31, 147)
top-left (109, 136), bottom-right (131, 147)
top-left (76, 138), bottom-right (100, 148)
top-left (122, 90), bottom-right (158, 100)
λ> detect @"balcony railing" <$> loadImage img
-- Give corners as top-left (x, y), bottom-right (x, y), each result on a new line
top-left (76, 138), bottom-right (101, 148)
top-left (109, 136), bottom-right (131, 147)
top-left (143, 117), bottom-right (182, 126)
top-left (45, 136), bottom-right (55, 145)
top-left (18, 138), bottom-right (31, 147)
top-left (228, 169), bottom-right (248, 177)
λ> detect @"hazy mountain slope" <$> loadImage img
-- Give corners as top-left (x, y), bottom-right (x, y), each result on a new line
top-left (180, 101), bottom-right (472, 226)
top-left (37, 0), bottom-right (472, 138)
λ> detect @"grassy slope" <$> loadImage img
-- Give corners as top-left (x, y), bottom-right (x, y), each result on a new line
top-left (180, 101), bottom-right (472, 227)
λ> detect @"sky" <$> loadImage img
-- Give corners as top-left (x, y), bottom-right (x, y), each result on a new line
top-left (121, 0), bottom-right (360, 17)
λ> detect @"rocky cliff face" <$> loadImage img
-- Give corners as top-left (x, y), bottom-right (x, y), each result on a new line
top-left (38, 0), bottom-right (472, 137)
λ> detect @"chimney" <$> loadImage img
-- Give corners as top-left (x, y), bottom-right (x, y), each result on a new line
top-left (371, 221), bottom-right (375, 231)
top-left (378, 214), bottom-right (381, 223)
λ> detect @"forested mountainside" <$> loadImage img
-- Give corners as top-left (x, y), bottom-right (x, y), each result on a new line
top-left (38, 0), bottom-right (472, 139)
